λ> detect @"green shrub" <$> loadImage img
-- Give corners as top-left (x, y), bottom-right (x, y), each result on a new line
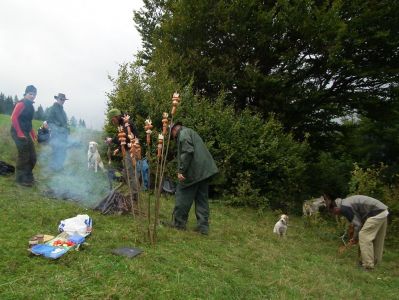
top-left (105, 70), bottom-right (310, 211)
top-left (175, 92), bottom-right (309, 211)
top-left (227, 171), bottom-right (269, 208)
top-left (348, 163), bottom-right (386, 199)
top-left (382, 183), bottom-right (399, 240)
top-left (306, 151), bottom-right (353, 200)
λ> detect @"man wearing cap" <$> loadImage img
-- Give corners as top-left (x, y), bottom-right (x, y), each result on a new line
top-left (47, 93), bottom-right (69, 171)
top-left (106, 108), bottom-right (140, 198)
top-left (168, 123), bottom-right (218, 235)
top-left (10, 85), bottom-right (38, 186)
top-left (105, 108), bottom-right (139, 152)
top-left (333, 195), bottom-right (389, 270)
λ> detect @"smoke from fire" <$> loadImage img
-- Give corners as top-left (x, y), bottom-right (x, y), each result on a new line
top-left (38, 127), bottom-right (109, 207)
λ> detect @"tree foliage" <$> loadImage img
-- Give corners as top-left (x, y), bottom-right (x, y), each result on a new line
top-left (105, 70), bottom-right (309, 209)
top-left (0, 93), bottom-right (5, 114)
top-left (79, 119), bottom-right (86, 128)
top-left (104, 0), bottom-right (399, 211)
top-left (34, 105), bottom-right (45, 121)
top-left (134, 0), bottom-right (399, 148)
top-left (70, 116), bottom-right (77, 128)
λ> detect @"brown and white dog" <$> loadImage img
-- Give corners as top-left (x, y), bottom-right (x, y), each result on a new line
top-left (273, 214), bottom-right (289, 237)
top-left (87, 141), bottom-right (105, 173)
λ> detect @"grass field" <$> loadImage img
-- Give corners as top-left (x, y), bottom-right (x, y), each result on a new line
top-left (1, 114), bottom-right (398, 299)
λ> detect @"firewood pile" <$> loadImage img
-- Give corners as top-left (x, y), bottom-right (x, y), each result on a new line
top-left (94, 189), bottom-right (134, 215)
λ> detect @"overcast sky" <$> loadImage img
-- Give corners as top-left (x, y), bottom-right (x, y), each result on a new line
top-left (0, 0), bottom-right (143, 129)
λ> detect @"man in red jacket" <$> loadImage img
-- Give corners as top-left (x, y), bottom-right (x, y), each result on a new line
top-left (10, 85), bottom-right (37, 186)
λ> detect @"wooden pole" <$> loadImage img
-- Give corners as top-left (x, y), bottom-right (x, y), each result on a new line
top-left (153, 92), bottom-right (181, 243)
top-left (117, 125), bottom-right (135, 217)
top-left (122, 114), bottom-right (141, 215)
top-left (145, 118), bottom-right (154, 244)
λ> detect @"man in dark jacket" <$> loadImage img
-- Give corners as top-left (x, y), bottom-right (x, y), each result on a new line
top-left (169, 123), bottom-right (218, 235)
top-left (10, 85), bottom-right (37, 186)
top-left (47, 93), bottom-right (69, 171)
top-left (334, 195), bottom-right (389, 270)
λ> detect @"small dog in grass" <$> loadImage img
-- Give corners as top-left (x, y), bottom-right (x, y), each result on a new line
top-left (273, 214), bottom-right (289, 237)
top-left (88, 141), bottom-right (105, 173)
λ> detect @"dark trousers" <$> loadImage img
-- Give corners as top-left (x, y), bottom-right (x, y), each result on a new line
top-left (11, 130), bottom-right (36, 184)
top-left (173, 178), bottom-right (210, 232)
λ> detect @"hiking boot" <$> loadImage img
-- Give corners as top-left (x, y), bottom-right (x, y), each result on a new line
top-left (358, 263), bottom-right (374, 272)
top-left (17, 181), bottom-right (33, 187)
top-left (160, 220), bottom-right (186, 231)
top-left (194, 226), bottom-right (209, 235)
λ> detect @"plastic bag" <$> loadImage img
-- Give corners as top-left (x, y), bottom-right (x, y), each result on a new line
top-left (58, 214), bottom-right (92, 237)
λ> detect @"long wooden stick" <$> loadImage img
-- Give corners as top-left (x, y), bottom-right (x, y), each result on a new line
top-left (152, 133), bottom-right (165, 242)
top-left (153, 92), bottom-right (181, 242)
top-left (117, 125), bottom-right (135, 217)
top-left (123, 115), bottom-right (141, 215)
top-left (144, 118), bottom-right (154, 244)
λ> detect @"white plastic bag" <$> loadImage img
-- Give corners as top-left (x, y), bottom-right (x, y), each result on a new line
top-left (58, 214), bottom-right (92, 237)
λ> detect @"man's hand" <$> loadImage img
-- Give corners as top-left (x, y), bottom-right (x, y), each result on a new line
top-left (177, 173), bottom-right (185, 181)
top-left (349, 238), bottom-right (358, 245)
top-left (30, 131), bottom-right (37, 142)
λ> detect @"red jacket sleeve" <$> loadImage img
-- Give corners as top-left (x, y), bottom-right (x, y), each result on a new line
top-left (11, 102), bottom-right (25, 138)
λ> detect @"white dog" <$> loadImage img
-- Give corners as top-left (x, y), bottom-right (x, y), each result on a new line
top-left (87, 141), bottom-right (105, 173)
top-left (302, 196), bottom-right (327, 216)
top-left (273, 214), bottom-right (289, 237)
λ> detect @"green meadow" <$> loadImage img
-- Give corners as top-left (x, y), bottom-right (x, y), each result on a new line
top-left (0, 114), bottom-right (398, 299)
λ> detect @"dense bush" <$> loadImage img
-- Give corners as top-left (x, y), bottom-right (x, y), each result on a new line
top-left (172, 91), bottom-right (310, 211)
top-left (305, 151), bottom-right (353, 200)
top-left (348, 163), bottom-right (387, 199)
top-left (105, 77), bottom-right (310, 211)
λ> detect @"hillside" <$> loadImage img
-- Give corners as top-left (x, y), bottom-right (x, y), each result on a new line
top-left (0, 114), bottom-right (398, 299)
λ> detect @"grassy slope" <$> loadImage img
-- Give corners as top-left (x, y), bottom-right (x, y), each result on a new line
top-left (1, 114), bottom-right (398, 299)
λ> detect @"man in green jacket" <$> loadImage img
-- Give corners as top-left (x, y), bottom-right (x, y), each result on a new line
top-left (47, 93), bottom-right (69, 171)
top-left (169, 123), bottom-right (218, 235)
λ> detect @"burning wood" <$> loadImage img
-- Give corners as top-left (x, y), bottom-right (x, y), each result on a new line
top-left (95, 190), bottom-right (135, 215)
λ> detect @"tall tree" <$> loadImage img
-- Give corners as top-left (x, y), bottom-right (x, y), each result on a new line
top-left (70, 116), bottom-right (77, 127)
top-left (134, 0), bottom-right (399, 148)
top-left (133, 0), bottom-right (168, 66)
top-left (0, 93), bottom-right (4, 114)
top-left (78, 119), bottom-right (87, 128)
top-left (34, 105), bottom-right (45, 121)
top-left (4, 96), bottom-right (14, 115)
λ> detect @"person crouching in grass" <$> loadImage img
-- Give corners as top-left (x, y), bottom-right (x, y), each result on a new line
top-left (333, 195), bottom-right (389, 271)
